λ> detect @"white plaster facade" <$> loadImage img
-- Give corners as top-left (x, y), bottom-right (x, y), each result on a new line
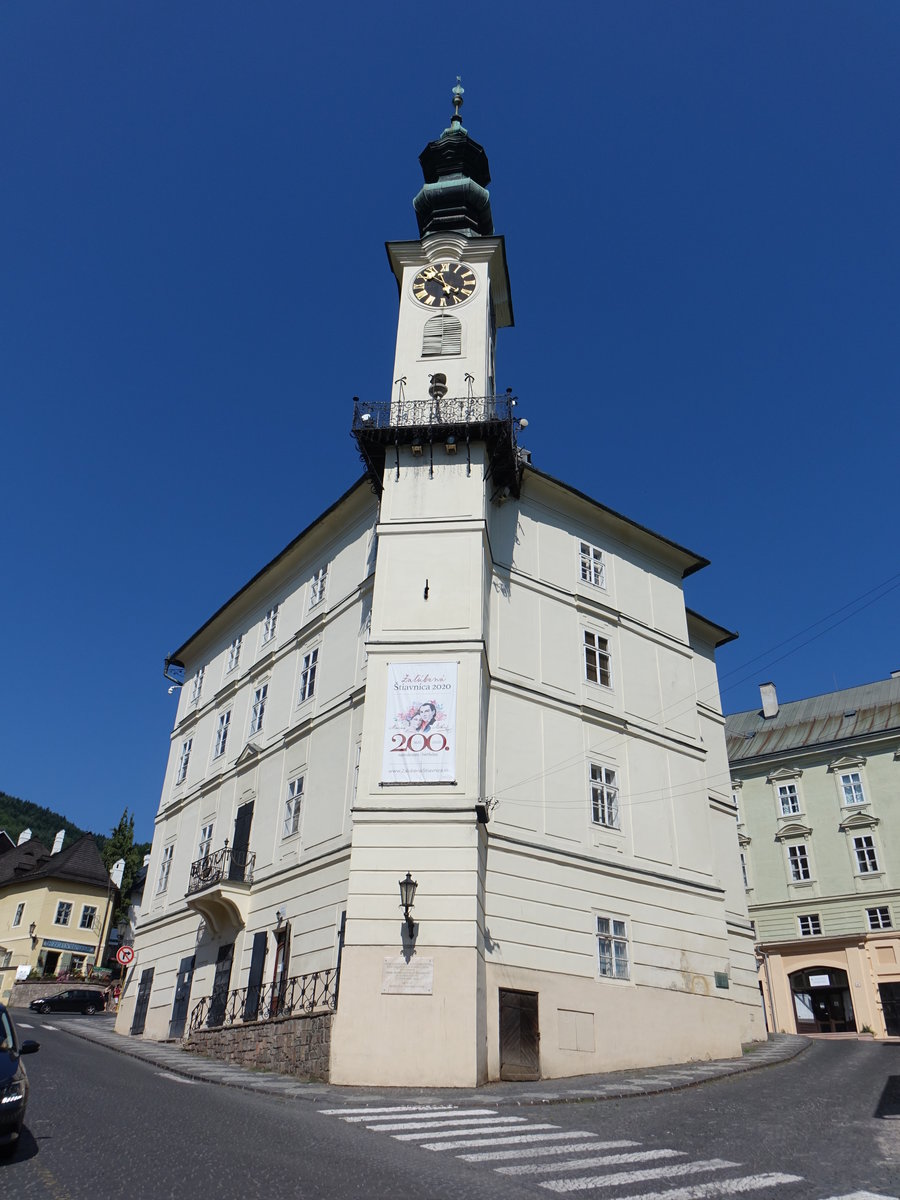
top-left (117, 108), bottom-right (764, 1081)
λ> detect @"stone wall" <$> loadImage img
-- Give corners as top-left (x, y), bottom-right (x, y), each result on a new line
top-left (9, 981), bottom-right (111, 1009)
top-left (183, 1010), bottom-right (333, 1081)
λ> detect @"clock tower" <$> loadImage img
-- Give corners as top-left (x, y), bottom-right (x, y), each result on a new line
top-left (331, 85), bottom-right (521, 1086)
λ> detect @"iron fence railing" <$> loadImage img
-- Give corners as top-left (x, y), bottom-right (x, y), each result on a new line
top-left (187, 968), bottom-right (338, 1034)
top-left (352, 393), bottom-right (518, 432)
top-left (186, 844), bottom-right (256, 894)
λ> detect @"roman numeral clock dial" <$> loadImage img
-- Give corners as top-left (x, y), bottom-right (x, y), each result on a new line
top-left (411, 261), bottom-right (477, 307)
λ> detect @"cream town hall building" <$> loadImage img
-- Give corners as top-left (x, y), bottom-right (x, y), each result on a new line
top-left (116, 89), bottom-right (764, 1084)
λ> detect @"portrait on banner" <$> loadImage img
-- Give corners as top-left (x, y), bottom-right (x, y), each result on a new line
top-left (382, 662), bottom-right (457, 783)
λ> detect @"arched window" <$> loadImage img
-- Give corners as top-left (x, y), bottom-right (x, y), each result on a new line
top-left (422, 313), bottom-right (462, 357)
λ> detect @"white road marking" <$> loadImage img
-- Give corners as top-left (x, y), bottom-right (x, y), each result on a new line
top-left (42, 1023), bottom-right (58, 1030)
top-left (343, 1109), bottom-right (495, 1124)
top-left (822, 1194), bottom-right (900, 1199)
top-left (542, 1173), bottom-right (804, 1198)
top-left (497, 1148), bottom-right (687, 1175)
top-left (155, 1072), bottom-right (200, 1084)
top-left (373, 1116), bottom-right (526, 1132)
top-left (459, 1140), bottom-right (639, 1163)
top-left (419, 1129), bottom-right (594, 1151)
top-left (320, 1105), bottom-right (456, 1116)
top-left (538, 1158), bottom-right (737, 1192)
top-left (394, 1119), bottom-right (534, 1141)
top-left (17, 1022), bottom-right (35, 1029)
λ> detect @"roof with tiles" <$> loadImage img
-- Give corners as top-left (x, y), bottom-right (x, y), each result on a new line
top-left (725, 675), bottom-right (900, 763)
top-left (0, 834), bottom-right (108, 891)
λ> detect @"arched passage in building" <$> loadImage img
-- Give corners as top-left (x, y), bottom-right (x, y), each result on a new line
top-left (789, 965), bottom-right (856, 1034)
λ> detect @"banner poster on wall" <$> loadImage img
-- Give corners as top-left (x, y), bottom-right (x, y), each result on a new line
top-left (382, 662), bottom-right (458, 784)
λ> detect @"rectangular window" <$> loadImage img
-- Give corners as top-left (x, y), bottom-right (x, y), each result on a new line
top-left (213, 710), bottom-right (231, 759)
top-left (840, 771), bottom-right (866, 806)
top-left (579, 541), bottom-right (606, 589)
top-left (778, 783), bottom-right (800, 815)
top-left (176, 738), bottom-right (192, 785)
top-left (867, 906), bottom-right (892, 931)
top-left (788, 843), bottom-right (811, 882)
top-left (80, 905), bottom-right (98, 931)
top-left (596, 915), bottom-right (629, 980)
top-left (198, 823), bottom-right (213, 860)
top-left (854, 835), bottom-right (879, 874)
top-left (12, 903), bottom-right (24, 927)
top-left (590, 764), bottom-right (619, 828)
top-left (299, 649), bottom-right (318, 703)
top-left (309, 566), bottom-right (328, 609)
top-left (226, 635), bottom-right (243, 673)
top-left (262, 605), bottom-right (279, 644)
top-left (798, 914), bottom-right (821, 937)
top-left (157, 844), bottom-right (174, 894)
top-left (584, 631), bottom-right (611, 688)
top-left (740, 852), bottom-right (749, 888)
top-left (283, 777), bottom-right (304, 838)
top-left (249, 684), bottom-right (268, 734)
top-left (54, 901), bottom-right (72, 926)
top-left (732, 790), bottom-right (741, 821)
top-left (190, 667), bottom-right (205, 702)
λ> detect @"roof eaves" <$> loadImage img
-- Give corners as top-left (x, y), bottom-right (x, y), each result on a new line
top-left (522, 464), bottom-right (709, 578)
top-left (168, 475), bottom-right (372, 664)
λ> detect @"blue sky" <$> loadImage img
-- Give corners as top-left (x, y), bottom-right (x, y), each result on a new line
top-left (3, 3), bottom-right (898, 842)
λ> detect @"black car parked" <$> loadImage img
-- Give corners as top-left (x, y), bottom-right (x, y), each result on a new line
top-left (0, 1004), bottom-right (39, 1155)
top-left (29, 988), bottom-right (106, 1015)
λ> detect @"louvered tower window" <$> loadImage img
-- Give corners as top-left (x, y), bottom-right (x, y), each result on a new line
top-left (422, 313), bottom-right (462, 357)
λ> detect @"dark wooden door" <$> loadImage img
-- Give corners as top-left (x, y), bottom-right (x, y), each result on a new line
top-left (243, 932), bottom-right (268, 1022)
top-left (880, 984), bottom-right (900, 1037)
top-left (168, 955), bottom-right (196, 1039)
top-left (207, 942), bottom-right (234, 1027)
top-left (272, 923), bottom-right (291, 1016)
top-left (130, 967), bottom-right (155, 1036)
top-left (229, 801), bottom-right (254, 881)
top-left (499, 988), bottom-right (540, 1081)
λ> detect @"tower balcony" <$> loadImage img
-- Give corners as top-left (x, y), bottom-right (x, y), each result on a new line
top-left (184, 845), bottom-right (255, 937)
top-left (351, 391), bottom-right (526, 498)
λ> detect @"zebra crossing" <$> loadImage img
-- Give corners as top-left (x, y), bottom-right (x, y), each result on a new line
top-left (318, 1103), bottom-right (897, 1199)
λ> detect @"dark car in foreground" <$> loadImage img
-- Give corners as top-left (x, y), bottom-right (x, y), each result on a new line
top-left (29, 988), bottom-right (106, 1015)
top-left (0, 1004), bottom-right (39, 1155)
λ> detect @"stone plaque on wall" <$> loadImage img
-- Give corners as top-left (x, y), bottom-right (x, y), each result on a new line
top-left (381, 956), bottom-right (434, 995)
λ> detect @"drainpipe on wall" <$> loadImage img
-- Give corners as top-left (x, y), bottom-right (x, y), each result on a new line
top-left (760, 950), bottom-right (778, 1032)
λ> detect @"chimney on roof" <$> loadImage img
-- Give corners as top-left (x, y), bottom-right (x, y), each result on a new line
top-left (17, 828), bottom-right (32, 846)
top-left (892, 669), bottom-right (900, 679)
top-left (760, 682), bottom-right (779, 719)
top-left (52, 830), bottom-right (65, 854)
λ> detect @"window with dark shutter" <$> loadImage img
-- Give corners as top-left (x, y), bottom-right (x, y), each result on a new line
top-left (422, 313), bottom-right (462, 357)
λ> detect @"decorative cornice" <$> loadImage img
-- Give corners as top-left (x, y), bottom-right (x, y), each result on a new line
top-left (767, 766), bottom-right (803, 783)
top-left (774, 821), bottom-right (813, 842)
top-left (827, 754), bottom-right (867, 772)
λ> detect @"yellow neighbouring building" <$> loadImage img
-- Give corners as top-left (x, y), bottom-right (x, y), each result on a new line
top-left (0, 833), bottom-right (112, 1005)
top-left (727, 675), bottom-right (900, 1039)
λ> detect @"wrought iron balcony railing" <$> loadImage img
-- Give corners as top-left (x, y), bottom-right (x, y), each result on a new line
top-left (351, 392), bottom-right (525, 499)
top-left (352, 393), bottom-right (517, 432)
top-left (187, 967), bottom-right (338, 1034)
top-left (186, 844), bottom-right (255, 895)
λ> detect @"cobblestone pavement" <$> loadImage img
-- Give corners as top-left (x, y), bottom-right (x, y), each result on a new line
top-left (14, 1010), bottom-right (810, 1107)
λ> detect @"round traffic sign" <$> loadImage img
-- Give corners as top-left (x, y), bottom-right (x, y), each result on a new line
top-left (116, 945), bottom-right (135, 966)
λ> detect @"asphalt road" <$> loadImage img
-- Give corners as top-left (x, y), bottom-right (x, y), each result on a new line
top-left (5, 1013), bottom-right (900, 1200)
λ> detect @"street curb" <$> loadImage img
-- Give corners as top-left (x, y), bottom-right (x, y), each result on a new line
top-left (30, 1013), bottom-right (811, 1106)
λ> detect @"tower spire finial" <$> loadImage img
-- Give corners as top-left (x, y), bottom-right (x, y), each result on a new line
top-left (450, 76), bottom-right (464, 131)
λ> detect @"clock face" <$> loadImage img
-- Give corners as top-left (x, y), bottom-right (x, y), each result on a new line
top-left (411, 261), bottom-right (477, 308)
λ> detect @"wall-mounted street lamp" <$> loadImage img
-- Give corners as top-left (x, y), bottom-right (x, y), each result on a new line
top-left (399, 872), bottom-right (418, 939)
top-left (29, 922), bottom-right (38, 948)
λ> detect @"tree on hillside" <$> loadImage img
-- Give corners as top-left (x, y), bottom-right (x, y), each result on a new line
top-left (100, 809), bottom-right (150, 927)
top-left (0, 790), bottom-right (88, 850)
